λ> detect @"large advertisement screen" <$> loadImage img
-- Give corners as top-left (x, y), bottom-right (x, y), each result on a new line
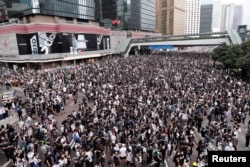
top-left (16, 32), bottom-right (110, 55)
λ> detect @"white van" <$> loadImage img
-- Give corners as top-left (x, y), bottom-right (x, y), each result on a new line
top-left (1, 90), bottom-right (18, 104)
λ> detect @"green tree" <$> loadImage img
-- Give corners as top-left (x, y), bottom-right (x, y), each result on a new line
top-left (211, 44), bottom-right (229, 66)
top-left (211, 40), bottom-right (250, 79)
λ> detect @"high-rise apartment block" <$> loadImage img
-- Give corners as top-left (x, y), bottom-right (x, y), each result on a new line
top-left (185, 0), bottom-right (201, 34)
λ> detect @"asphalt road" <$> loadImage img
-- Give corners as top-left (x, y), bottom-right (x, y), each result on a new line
top-left (0, 87), bottom-right (249, 167)
top-left (0, 87), bottom-right (91, 167)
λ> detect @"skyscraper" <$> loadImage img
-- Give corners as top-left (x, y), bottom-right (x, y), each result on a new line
top-left (200, 4), bottom-right (213, 33)
top-left (156, 0), bottom-right (185, 35)
top-left (0, 0), bottom-right (156, 32)
top-left (211, 0), bottom-right (222, 32)
top-left (220, 3), bottom-right (235, 31)
top-left (232, 5), bottom-right (243, 30)
top-left (99, 0), bottom-right (156, 32)
top-left (185, 0), bottom-right (201, 34)
top-left (201, 0), bottom-right (213, 5)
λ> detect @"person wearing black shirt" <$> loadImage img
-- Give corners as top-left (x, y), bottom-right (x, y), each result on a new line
top-left (245, 132), bottom-right (250, 148)
top-left (5, 100), bottom-right (12, 110)
top-left (2, 143), bottom-right (15, 161)
top-left (147, 146), bottom-right (153, 163)
top-left (18, 107), bottom-right (23, 120)
top-left (44, 152), bottom-right (54, 167)
top-left (154, 151), bottom-right (162, 167)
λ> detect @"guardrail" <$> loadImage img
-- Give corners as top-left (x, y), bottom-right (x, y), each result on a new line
top-left (130, 32), bottom-right (229, 43)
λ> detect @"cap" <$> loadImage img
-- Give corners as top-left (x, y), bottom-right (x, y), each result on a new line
top-left (192, 162), bottom-right (198, 167)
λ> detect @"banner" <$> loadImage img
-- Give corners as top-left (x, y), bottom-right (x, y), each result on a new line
top-left (16, 33), bottom-right (110, 55)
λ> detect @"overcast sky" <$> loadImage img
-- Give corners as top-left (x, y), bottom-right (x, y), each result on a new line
top-left (221, 0), bottom-right (250, 28)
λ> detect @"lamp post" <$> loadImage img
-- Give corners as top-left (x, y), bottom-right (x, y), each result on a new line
top-left (72, 34), bottom-right (76, 67)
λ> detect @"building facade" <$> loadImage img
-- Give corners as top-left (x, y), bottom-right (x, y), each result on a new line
top-left (99, 0), bottom-right (156, 32)
top-left (232, 5), bottom-right (243, 30)
top-left (211, 0), bottom-right (222, 32)
top-left (185, 0), bottom-right (201, 34)
top-left (156, 0), bottom-right (185, 35)
top-left (200, 4), bottom-right (213, 33)
top-left (201, 0), bottom-right (213, 4)
top-left (1, 0), bottom-right (156, 32)
top-left (0, 0), bottom-right (159, 68)
top-left (0, 0), bottom-right (97, 23)
top-left (220, 3), bottom-right (235, 31)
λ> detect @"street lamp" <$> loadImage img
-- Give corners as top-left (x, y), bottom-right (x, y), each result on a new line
top-left (72, 34), bottom-right (76, 67)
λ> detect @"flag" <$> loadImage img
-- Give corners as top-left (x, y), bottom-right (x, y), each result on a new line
top-left (112, 19), bottom-right (120, 26)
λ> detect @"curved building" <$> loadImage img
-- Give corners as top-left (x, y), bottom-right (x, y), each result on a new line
top-left (0, 0), bottom-right (158, 69)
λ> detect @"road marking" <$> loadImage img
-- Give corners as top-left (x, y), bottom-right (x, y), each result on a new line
top-left (2, 160), bottom-right (11, 167)
top-left (69, 139), bottom-right (76, 149)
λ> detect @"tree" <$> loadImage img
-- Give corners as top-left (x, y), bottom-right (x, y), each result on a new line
top-left (211, 44), bottom-right (229, 66)
top-left (211, 40), bottom-right (250, 79)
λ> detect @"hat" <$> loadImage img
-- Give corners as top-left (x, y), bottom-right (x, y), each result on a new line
top-left (192, 162), bottom-right (198, 167)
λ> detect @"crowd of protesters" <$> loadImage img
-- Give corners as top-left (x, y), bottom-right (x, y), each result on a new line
top-left (0, 52), bottom-right (250, 167)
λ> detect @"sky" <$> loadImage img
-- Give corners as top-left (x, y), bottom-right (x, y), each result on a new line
top-left (221, 0), bottom-right (250, 28)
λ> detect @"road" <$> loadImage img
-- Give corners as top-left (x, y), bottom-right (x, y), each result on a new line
top-left (0, 86), bottom-right (249, 167)
top-left (0, 86), bottom-right (82, 167)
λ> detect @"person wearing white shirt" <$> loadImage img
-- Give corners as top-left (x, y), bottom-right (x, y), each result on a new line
top-left (119, 144), bottom-right (127, 166)
top-left (25, 116), bottom-right (32, 128)
top-left (33, 154), bottom-right (41, 167)
top-left (0, 107), bottom-right (3, 120)
top-left (27, 150), bottom-right (34, 166)
top-left (111, 132), bottom-right (117, 144)
top-left (85, 149), bottom-right (93, 166)
top-left (28, 126), bottom-right (33, 137)
top-left (126, 149), bottom-right (133, 166)
top-left (59, 156), bottom-right (66, 167)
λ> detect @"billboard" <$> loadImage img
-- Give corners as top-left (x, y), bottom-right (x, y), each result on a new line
top-left (148, 45), bottom-right (174, 50)
top-left (16, 32), bottom-right (110, 55)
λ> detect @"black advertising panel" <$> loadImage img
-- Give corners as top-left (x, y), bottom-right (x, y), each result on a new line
top-left (16, 32), bottom-right (110, 55)
top-left (16, 33), bottom-right (39, 55)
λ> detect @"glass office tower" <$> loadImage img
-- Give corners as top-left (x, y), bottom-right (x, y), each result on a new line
top-left (0, 0), bottom-right (155, 31)
top-left (99, 0), bottom-right (156, 32)
top-left (0, 0), bottom-right (97, 22)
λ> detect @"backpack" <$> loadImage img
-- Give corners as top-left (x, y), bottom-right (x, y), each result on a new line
top-left (73, 132), bottom-right (79, 141)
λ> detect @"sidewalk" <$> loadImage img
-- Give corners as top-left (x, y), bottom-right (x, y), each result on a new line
top-left (0, 86), bottom-right (26, 127)
top-left (0, 112), bottom-right (27, 127)
top-left (193, 114), bottom-right (250, 151)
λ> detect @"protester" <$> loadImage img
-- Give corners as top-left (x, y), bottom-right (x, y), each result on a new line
top-left (0, 52), bottom-right (249, 167)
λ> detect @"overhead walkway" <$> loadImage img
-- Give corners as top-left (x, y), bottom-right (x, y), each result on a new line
top-left (114, 30), bottom-right (246, 57)
top-left (124, 38), bottom-right (230, 57)
top-left (115, 38), bottom-right (131, 53)
top-left (227, 30), bottom-right (242, 45)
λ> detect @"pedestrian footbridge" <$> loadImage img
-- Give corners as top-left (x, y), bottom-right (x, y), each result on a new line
top-left (114, 30), bottom-right (243, 57)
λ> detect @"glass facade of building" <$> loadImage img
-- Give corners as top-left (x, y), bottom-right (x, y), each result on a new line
top-left (0, 0), bottom-right (155, 31)
top-left (99, 0), bottom-right (155, 32)
top-left (200, 4), bottom-right (213, 33)
top-left (0, 0), bottom-right (96, 22)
